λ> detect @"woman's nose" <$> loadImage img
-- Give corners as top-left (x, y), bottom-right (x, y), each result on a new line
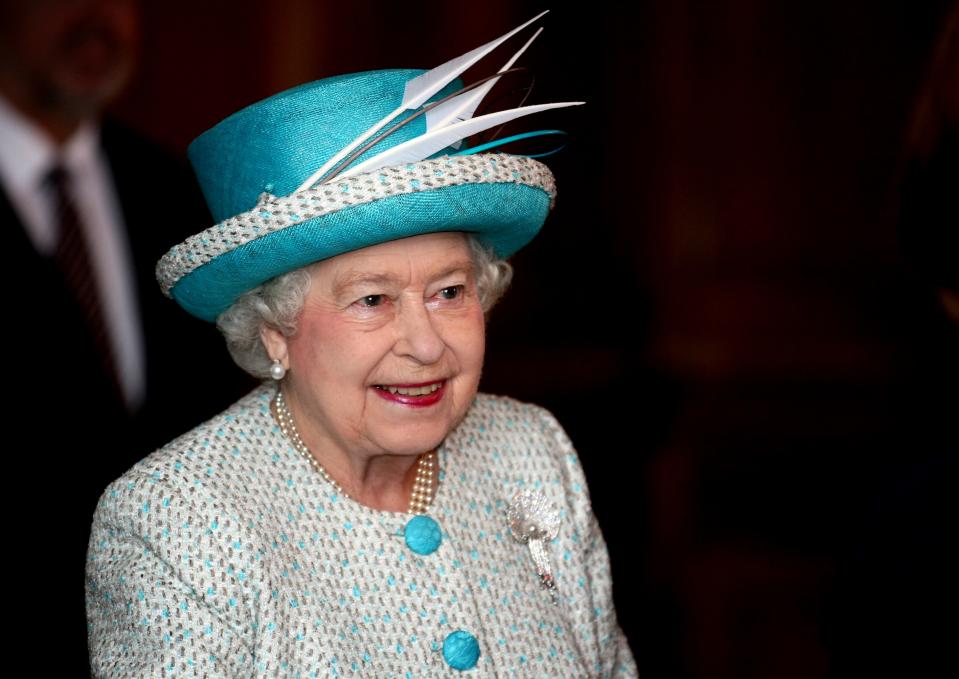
top-left (393, 300), bottom-right (445, 364)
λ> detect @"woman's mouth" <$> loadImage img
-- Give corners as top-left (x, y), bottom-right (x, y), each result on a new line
top-left (373, 380), bottom-right (446, 407)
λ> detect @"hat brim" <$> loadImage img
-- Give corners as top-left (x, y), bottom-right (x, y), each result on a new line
top-left (166, 174), bottom-right (552, 322)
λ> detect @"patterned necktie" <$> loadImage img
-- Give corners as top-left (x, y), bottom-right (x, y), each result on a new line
top-left (46, 164), bottom-right (121, 398)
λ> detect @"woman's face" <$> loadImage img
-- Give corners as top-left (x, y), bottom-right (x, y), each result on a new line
top-left (269, 232), bottom-right (486, 463)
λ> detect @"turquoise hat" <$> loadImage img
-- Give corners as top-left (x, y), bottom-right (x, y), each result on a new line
top-left (156, 17), bottom-right (574, 322)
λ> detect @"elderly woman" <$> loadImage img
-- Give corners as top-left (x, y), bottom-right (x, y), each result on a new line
top-left (85, 16), bottom-right (637, 678)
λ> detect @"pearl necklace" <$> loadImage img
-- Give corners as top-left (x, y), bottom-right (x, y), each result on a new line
top-left (271, 388), bottom-right (436, 514)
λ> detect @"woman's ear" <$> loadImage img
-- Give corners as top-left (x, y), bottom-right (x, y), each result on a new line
top-left (260, 325), bottom-right (290, 370)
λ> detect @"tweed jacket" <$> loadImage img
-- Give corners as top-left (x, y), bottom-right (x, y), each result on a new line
top-left (86, 383), bottom-right (637, 677)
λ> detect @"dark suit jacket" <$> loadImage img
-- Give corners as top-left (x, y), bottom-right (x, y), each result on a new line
top-left (2, 119), bottom-right (255, 673)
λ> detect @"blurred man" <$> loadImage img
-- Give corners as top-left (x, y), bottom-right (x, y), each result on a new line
top-left (0, 1), bottom-right (252, 671)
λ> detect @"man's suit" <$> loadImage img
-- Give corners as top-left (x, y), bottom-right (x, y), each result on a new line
top-left (2, 119), bottom-right (254, 672)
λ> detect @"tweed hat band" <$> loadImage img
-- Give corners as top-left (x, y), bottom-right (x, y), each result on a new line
top-left (156, 152), bottom-right (554, 298)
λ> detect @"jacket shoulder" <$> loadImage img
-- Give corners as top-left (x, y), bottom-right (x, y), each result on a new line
top-left (467, 391), bottom-right (564, 429)
top-left (459, 392), bottom-right (580, 478)
top-left (465, 392), bottom-right (574, 449)
top-left (105, 383), bottom-right (275, 490)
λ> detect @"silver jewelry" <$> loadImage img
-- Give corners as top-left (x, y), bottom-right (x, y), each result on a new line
top-left (507, 488), bottom-right (561, 602)
top-left (272, 388), bottom-right (436, 514)
top-left (269, 359), bottom-right (286, 380)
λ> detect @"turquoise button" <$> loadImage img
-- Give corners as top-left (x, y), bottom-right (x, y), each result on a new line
top-left (404, 515), bottom-right (442, 555)
top-left (443, 630), bottom-right (480, 670)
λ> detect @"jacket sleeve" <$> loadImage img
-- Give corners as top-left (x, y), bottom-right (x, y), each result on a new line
top-left (85, 470), bottom-right (254, 677)
top-left (536, 406), bottom-right (640, 678)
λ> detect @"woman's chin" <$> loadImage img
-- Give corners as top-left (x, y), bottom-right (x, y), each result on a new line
top-left (372, 429), bottom-right (448, 458)
top-left (366, 394), bottom-right (469, 456)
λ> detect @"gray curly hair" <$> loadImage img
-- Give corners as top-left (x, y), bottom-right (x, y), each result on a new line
top-left (216, 233), bottom-right (513, 379)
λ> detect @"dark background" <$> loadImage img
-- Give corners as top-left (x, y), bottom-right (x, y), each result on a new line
top-left (92, 1), bottom-right (956, 677)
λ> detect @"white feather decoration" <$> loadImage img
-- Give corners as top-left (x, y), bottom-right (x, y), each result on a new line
top-left (400, 10), bottom-right (548, 110)
top-left (294, 10), bottom-right (549, 193)
top-left (335, 100), bottom-right (584, 180)
top-left (424, 27), bottom-right (543, 133)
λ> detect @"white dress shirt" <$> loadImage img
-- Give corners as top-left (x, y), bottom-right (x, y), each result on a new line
top-left (0, 93), bottom-right (146, 411)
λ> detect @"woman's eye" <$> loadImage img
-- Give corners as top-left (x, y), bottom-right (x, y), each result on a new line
top-left (438, 285), bottom-right (464, 300)
top-left (358, 294), bottom-right (386, 307)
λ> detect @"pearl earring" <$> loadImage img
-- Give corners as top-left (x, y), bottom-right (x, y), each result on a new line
top-left (270, 359), bottom-right (286, 380)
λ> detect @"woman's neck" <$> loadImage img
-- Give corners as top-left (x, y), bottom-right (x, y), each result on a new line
top-left (334, 450), bottom-right (424, 512)
top-left (273, 387), bottom-right (436, 513)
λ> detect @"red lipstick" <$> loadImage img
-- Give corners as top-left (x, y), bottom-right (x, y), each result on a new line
top-left (372, 380), bottom-right (446, 408)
